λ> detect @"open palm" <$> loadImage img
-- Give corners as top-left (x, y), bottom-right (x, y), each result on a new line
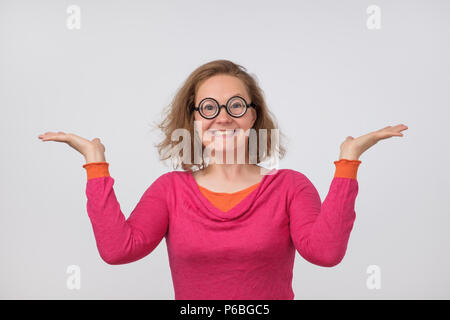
top-left (339, 124), bottom-right (409, 160)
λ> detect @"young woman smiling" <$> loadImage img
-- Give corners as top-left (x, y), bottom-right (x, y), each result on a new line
top-left (38, 60), bottom-right (408, 299)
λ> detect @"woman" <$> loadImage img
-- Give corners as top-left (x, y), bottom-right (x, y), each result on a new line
top-left (37, 59), bottom-right (408, 299)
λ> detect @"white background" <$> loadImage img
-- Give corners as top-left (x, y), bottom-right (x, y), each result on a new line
top-left (1, 0), bottom-right (449, 299)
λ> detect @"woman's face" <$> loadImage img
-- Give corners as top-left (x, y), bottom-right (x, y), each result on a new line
top-left (193, 74), bottom-right (257, 160)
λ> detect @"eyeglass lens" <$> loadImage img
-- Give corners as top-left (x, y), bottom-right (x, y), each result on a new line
top-left (200, 97), bottom-right (246, 118)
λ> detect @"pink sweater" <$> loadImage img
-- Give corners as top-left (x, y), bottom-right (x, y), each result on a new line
top-left (84, 164), bottom-right (360, 300)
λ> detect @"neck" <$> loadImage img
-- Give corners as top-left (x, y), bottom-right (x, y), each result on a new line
top-left (202, 146), bottom-right (260, 180)
top-left (204, 162), bottom-right (259, 180)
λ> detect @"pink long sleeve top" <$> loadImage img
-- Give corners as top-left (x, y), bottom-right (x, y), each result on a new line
top-left (82, 159), bottom-right (361, 300)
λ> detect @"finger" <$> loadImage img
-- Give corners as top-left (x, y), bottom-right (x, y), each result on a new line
top-left (381, 132), bottom-right (404, 139)
top-left (390, 126), bottom-right (408, 134)
top-left (38, 132), bottom-right (56, 141)
top-left (393, 124), bottom-right (408, 130)
top-left (39, 131), bottom-right (68, 142)
top-left (38, 131), bottom-right (52, 139)
top-left (92, 138), bottom-right (102, 145)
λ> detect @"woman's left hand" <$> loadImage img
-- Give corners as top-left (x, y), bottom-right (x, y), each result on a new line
top-left (338, 124), bottom-right (409, 160)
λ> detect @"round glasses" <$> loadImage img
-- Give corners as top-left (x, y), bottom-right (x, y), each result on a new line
top-left (192, 96), bottom-right (256, 119)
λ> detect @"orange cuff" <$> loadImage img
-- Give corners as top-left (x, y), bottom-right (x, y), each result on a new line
top-left (333, 159), bottom-right (361, 179)
top-left (82, 162), bottom-right (110, 180)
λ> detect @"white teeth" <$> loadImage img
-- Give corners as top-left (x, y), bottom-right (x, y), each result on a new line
top-left (212, 130), bottom-right (235, 136)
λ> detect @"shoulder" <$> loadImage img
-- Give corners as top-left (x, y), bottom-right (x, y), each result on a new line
top-left (143, 170), bottom-right (189, 200)
top-left (153, 170), bottom-right (191, 186)
top-left (272, 169), bottom-right (321, 208)
top-left (272, 168), bottom-right (312, 186)
top-left (267, 168), bottom-right (318, 199)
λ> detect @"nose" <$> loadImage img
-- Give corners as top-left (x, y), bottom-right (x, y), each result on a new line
top-left (216, 105), bottom-right (232, 121)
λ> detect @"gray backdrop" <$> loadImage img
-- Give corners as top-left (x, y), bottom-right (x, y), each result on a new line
top-left (1, 0), bottom-right (449, 299)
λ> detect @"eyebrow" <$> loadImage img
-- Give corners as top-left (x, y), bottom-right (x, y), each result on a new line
top-left (197, 93), bottom-right (245, 104)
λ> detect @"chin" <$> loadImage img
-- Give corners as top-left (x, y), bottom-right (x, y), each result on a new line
top-left (208, 139), bottom-right (246, 150)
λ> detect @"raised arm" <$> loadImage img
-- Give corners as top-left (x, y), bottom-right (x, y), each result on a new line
top-left (288, 159), bottom-right (361, 267)
top-left (83, 162), bottom-right (169, 265)
top-left (288, 123), bottom-right (408, 267)
top-left (37, 131), bottom-right (170, 265)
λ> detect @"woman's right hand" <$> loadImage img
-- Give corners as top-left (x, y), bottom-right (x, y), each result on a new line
top-left (37, 131), bottom-right (106, 164)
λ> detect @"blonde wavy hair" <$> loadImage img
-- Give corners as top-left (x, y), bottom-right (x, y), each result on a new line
top-left (151, 59), bottom-right (287, 172)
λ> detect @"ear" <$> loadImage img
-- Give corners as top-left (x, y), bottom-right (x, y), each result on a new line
top-left (251, 108), bottom-right (257, 127)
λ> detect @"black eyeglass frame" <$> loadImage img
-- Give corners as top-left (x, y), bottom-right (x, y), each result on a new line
top-left (192, 95), bottom-right (256, 119)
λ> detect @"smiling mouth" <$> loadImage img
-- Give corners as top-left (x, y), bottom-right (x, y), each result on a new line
top-left (208, 129), bottom-right (238, 137)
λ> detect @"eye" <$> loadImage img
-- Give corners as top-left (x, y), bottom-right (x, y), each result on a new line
top-left (228, 98), bottom-right (245, 115)
top-left (200, 99), bottom-right (218, 117)
top-left (231, 102), bottom-right (243, 109)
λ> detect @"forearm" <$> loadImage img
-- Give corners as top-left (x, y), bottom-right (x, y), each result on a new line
top-left (338, 151), bottom-right (360, 161)
top-left (290, 160), bottom-right (361, 267)
top-left (85, 175), bottom-right (147, 264)
top-left (83, 163), bottom-right (169, 265)
top-left (84, 149), bottom-right (106, 164)
top-left (301, 177), bottom-right (359, 267)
